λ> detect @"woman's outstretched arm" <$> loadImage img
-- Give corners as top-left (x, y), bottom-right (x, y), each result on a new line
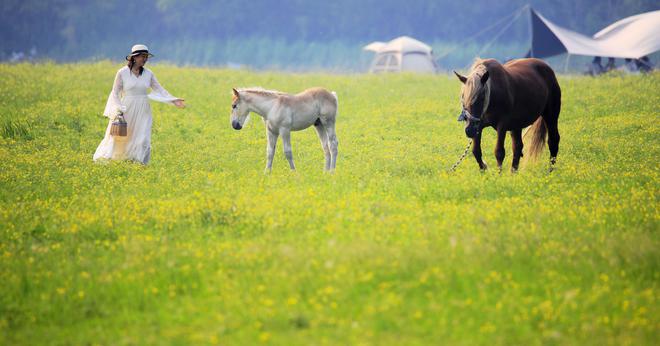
top-left (149, 73), bottom-right (185, 108)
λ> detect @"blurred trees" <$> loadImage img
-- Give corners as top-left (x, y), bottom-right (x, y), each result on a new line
top-left (1, 0), bottom-right (656, 67)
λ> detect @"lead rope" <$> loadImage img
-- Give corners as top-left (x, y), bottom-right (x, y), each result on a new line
top-left (448, 139), bottom-right (473, 172)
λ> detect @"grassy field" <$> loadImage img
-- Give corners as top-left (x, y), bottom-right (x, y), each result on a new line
top-left (0, 62), bottom-right (658, 345)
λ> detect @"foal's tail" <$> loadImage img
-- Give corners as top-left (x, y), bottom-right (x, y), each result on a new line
top-left (525, 116), bottom-right (547, 161)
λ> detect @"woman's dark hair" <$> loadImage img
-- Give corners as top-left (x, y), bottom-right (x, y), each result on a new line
top-left (127, 57), bottom-right (144, 75)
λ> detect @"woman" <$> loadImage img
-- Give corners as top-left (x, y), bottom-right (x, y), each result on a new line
top-left (93, 44), bottom-right (185, 164)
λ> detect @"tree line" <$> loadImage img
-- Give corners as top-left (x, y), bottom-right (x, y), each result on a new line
top-left (1, 0), bottom-right (657, 69)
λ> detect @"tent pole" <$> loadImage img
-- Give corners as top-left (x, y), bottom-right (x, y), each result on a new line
top-left (564, 54), bottom-right (570, 73)
top-left (528, 5), bottom-right (533, 58)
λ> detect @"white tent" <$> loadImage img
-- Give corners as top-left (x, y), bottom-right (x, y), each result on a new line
top-left (363, 36), bottom-right (437, 73)
top-left (530, 9), bottom-right (660, 59)
top-left (593, 10), bottom-right (660, 58)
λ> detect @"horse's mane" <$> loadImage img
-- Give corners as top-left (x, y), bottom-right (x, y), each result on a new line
top-left (462, 58), bottom-right (490, 106)
top-left (468, 58), bottom-right (487, 74)
top-left (239, 87), bottom-right (288, 98)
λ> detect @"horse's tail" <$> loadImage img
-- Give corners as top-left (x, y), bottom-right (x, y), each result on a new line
top-left (525, 116), bottom-right (547, 161)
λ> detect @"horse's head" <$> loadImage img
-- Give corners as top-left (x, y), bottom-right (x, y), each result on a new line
top-left (230, 88), bottom-right (249, 130)
top-left (454, 66), bottom-right (490, 138)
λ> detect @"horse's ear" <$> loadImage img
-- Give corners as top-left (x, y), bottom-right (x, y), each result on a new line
top-left (480, 71), bottom-right (490, 84)
top-left (453, 71), bottom-right (467, 84)
top-left (232, 88), bottom-right (239, 98)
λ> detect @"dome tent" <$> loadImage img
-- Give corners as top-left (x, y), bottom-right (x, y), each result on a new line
top-left (363, 36), bottom-right (437, 73)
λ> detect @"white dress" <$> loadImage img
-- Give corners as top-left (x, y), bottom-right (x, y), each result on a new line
top-left (93, 66), bottom-right (180, 164)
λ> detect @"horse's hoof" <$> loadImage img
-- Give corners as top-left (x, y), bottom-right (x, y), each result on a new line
top-left (511, 167), bottom-right (519, 173)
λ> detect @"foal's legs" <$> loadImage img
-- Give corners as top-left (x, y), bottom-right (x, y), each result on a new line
top-left (494, 127), bottom-right (507, 172)
top-left (324, 119), bottom-right (339, 170)
top-left (265, 128), bottom-right (279, 172)
top-left (510, 128), bottom-right (523, 172)
top-left (472, 131), bottom-right (487, 171)
top-left (280, 128), bottom-right (296, 170)
top-left (314, 123), bottom-right (331, 171)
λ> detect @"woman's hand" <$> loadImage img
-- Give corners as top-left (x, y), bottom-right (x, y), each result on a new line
top-left (173, 99), bottom-right (186, 108)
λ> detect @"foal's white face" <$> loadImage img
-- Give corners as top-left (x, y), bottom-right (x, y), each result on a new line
top-left (230, 88), bottom-right (249, 130)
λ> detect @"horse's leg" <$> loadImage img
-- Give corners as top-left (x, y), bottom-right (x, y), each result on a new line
top-left (546, 120), bottom-right (560, 171)
top-left (544, 104), bottom-right (561, 172)
top-left (494, 127), bottom-right (506, 172)
top-left (324, 120), bottom-right (339, 170)
top-left (314, 123), bottom-right (331, 171)
top-left (472, 131), bottom-right (487, 171)
top-left (280, 128), bottom-right (295, 170)
top-left (265, 128), bottom-right (278, 172)
top-left (510, 128), bottom-right (523, 172)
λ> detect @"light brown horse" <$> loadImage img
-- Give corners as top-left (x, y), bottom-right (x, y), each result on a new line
top-left (454, 58), bottom-right (561, 172)
top-left (230, 87), bottom-right (339, 171)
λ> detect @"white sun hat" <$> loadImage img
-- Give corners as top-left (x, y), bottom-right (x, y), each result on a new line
top-left (125, 44), bottom-right (154, 60)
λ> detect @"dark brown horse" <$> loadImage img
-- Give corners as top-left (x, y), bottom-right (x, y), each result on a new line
top-left (453, 58), bottom-right (561, 172)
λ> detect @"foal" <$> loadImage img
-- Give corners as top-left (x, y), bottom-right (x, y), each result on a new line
top-left (230, 87), bottom-right (339, 171)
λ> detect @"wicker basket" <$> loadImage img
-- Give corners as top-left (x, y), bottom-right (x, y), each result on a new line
top-left (110, 115), bottom-right (127, 137)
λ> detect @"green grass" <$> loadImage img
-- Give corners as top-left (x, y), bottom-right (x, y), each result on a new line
top-left (0, 62), bottom-right (658, 345)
